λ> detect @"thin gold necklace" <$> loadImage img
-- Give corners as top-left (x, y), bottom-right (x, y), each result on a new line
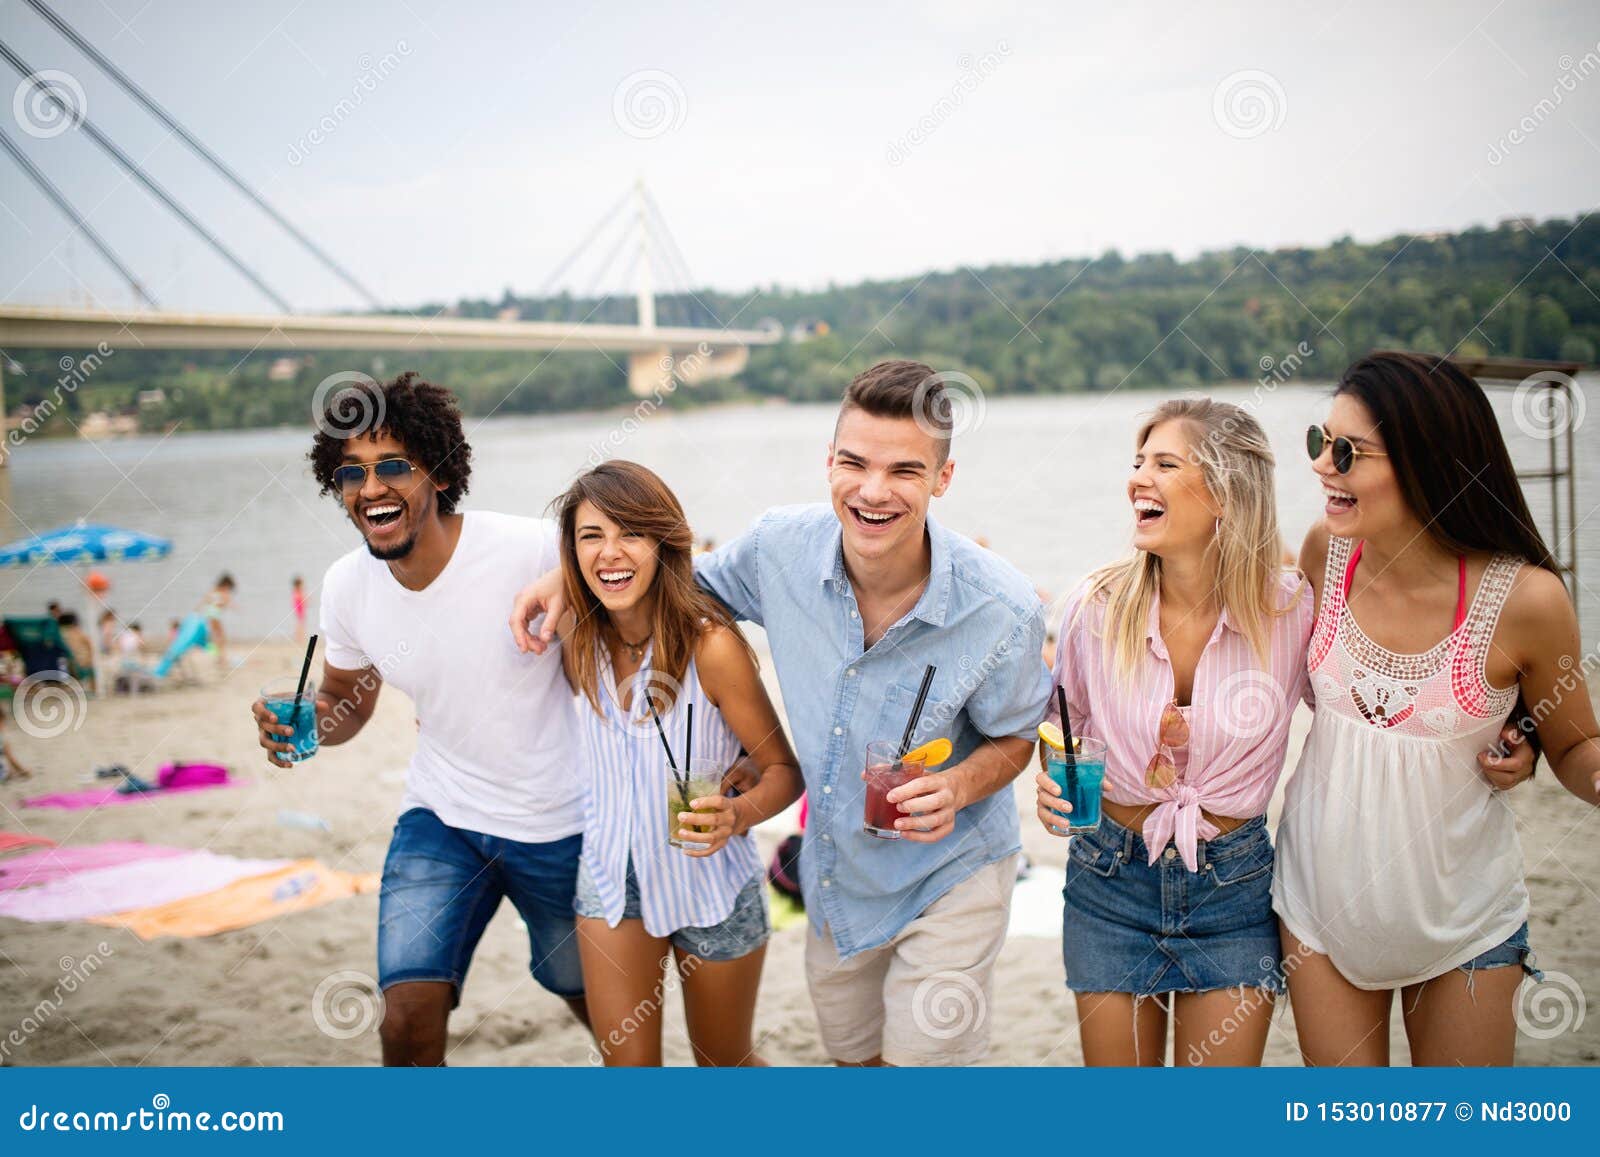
top-left (615, 629), bottom-right (651, 662)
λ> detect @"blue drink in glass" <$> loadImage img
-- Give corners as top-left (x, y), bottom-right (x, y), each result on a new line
top-left (262, 679), bottom-right (318, 763)
top-left (1046, 737), bottom-right (1107, 834)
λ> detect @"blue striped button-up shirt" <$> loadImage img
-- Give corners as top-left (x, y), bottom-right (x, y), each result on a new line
top-left (695, 504), bottom-right (1050, 957)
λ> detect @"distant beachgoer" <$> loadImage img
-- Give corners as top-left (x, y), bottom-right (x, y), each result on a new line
top-left (153, 574), bottom-right (235, 678)
top-left (46, 600), bottom-right (62, 620)
top-left (117, 622), bottom-right (146, 663)
top-left (695, 537), bottom-right (716, 555)
top-left (98, 609), bottom-right (120, 653)
top-left (291, 576), bottom-right (307, 643)
top-left (0, 705), bottom-right (32, 782)
top-left (55, 612), bottom-right (94, 678)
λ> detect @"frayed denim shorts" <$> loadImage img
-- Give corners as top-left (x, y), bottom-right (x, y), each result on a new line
top-left (573, 856), bottom-right (769, 962)
top-left (1460, 921), bottom-right (1541, 981)
top-left (1063, 813), bottom-right (1283, 997)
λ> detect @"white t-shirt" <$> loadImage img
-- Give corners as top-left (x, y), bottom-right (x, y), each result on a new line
top-left (319, 510), bottom-right (583, 843)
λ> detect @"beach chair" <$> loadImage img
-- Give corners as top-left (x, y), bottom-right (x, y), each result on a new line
top-left (2, 617), bottom-right (74, 678)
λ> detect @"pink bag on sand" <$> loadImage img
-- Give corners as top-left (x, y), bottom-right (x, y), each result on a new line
top-left (157, 762), bottom-right (230, 789)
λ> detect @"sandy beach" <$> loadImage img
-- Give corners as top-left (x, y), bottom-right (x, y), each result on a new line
top-left (1, 638), bottom-right (1595, 1067)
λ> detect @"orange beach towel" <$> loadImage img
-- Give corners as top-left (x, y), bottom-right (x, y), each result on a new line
top-left (92, 858), bottom-right (378, 940)
top-left (0, 832), bottom-right (55, 853)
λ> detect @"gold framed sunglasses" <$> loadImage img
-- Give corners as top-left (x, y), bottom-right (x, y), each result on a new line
top-left (332, 457), bottom-right (419, 491)
top-left (1306, 425), bottom-right (1387, 475)
top-left (1145, 700), bottom-right (1189, 789)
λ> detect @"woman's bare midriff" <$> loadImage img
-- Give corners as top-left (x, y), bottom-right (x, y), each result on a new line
top-left (1100, 797), bottom-right (1255, 838)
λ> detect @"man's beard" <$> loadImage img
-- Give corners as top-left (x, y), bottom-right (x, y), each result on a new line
top-left (365, 530), bottom-right (418, 562)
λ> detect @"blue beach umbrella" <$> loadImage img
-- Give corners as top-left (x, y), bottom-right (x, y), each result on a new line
top-left (0, 523), bottom-right (173, 567)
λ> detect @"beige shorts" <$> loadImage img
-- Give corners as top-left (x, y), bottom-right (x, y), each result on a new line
top-left (804, 854), bottom-right (1017, 1066)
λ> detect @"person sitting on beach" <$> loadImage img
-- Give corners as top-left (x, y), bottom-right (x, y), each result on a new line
top-left (553, 461), bottom-right (803, 1066)
top-left (515, 360), bottom-right (1051, 1066)
top-left (54, 613), bottom-right (94, 680)
top-left (1274, 352), bottom-right (1600, 1066)
top-left (250, 372), bottom-right (590, 1066)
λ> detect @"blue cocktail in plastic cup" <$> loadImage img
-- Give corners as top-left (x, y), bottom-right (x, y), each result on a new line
top-left (263, 678), bottom-right (318, 763)
top-left (1046, 737), bottom-right (1107, 834)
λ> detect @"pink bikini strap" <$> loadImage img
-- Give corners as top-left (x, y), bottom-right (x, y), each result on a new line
top-left (1345, 540), bottom-right (1468, 628)
top-left (1342, 540), bottom-right (1363, 600)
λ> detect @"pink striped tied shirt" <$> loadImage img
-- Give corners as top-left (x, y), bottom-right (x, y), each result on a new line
top-left (1048, 570), bottom-right (1315, 871)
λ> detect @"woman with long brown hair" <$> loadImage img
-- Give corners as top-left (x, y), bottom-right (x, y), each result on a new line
top-left (1274, 351), bottom-right (1600, 1065)
top-left (554, 460), bottom-right (803, 1066)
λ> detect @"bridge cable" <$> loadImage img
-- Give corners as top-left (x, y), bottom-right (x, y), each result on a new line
top-left (0, 123), bottom-right (159, 308)
top-left (536, 186), bottom-right (633, 305)
top-left (21, 0), bottom-right (382, 309)
top-left (0, 37), bottom-right (293, 312)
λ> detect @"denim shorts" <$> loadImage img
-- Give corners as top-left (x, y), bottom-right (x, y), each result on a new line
top-left (573, 856), bottom-right (770, 962)
top-left (1063, 813), bottom-right (1283, 996)
top-left (377, 808), bottom-right (585, 1000)
top-left (1460, 921), bottom-right (1542, 981)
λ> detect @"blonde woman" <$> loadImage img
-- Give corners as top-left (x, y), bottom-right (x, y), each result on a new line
top-left (1036, 399), bottom-right (1313, 1065)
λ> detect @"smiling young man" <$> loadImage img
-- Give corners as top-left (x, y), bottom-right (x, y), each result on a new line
top-left (251, 372), bottom-right (587, 1065)
top-left (512, 360), bottom-right (1050, 1065)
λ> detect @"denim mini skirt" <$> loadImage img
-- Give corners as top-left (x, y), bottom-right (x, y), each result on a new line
top-left (1062, 813), bottom-right (1283, 996)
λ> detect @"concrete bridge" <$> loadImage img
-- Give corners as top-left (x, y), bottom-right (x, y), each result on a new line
top-left (0, 304), bottom-right (780, 458)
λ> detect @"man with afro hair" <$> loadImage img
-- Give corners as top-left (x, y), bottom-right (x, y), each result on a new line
top-left (253, 372), bottom-right (589, 1064)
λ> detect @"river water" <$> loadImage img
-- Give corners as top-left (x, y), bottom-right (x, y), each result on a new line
top-left (2, 382), bottom-right (1594, 650)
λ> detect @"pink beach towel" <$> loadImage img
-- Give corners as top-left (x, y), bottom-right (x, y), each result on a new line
top-left (22, 775), bottom-right (235, 810)
top-left (0, 850), bottom-right (289, 922)
top-left (159, 762), bottom-right (229, 789)
top-left (0, 842), bottom-right (187, 890)
top-left (0, 832), bottom-right (55, 853)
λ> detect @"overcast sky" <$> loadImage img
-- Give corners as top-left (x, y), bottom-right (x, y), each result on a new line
top-left (1, 0), bottom-right (1597, 314)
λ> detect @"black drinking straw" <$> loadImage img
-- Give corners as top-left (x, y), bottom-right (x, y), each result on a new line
top-left (645, 693), bottom-right (681, 777)
top-left (291, 634), bottom-right (318, 717)
top-left (1056, 685), bottom-right (1078, 799)
top-left (897, 665), bottom-right (938, 759)
top-left (682, 702), bottom-right (696, 809)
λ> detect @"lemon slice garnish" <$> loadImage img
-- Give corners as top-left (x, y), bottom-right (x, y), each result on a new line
top-left (1037, 721), bottom-right (1067, 751)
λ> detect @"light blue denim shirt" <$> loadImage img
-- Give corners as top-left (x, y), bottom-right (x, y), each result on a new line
top-left (695, 504), bottom-right (1050, 957)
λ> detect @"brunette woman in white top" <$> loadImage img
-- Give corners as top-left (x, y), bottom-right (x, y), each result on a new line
top-left (1274, 351), bottom-right (1600, 1066)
